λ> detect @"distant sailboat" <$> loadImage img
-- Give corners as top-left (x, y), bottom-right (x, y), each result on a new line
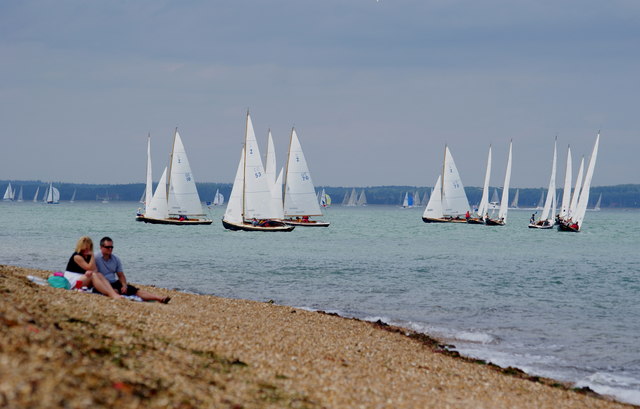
top-left (33, 186), bottom-right (40, 202)
top-left (422, 146), bottom-right (470, 223)
top-left (3, 183), bottom-right (14, 201)
top-left (16, 187), bottom-right (24, 202)
top-left (413, 190), bottom-right (421, 206)
top-left (529, 139), bottom-right (557, 229)
top-left (45, 182), bottom-right (60, 204)
top-left (559, 133), bottom-right (600, 232)
top-left (401, 192), bottom-right (414, 208)
top-left (207, 189), bottom-right (224, 206)
top-left (486, 141), bottom-right (513, 226)
top-left (138, 130), bottom-right (212, 225)
top-left (222, 112), bottom-right (293, 231)
top-left (341, 190), bottom-right (351, 205)
top-left (488, 188), bottom-right (500, 210)
top-left (593, 193), bottom-right (602, 211)
top-left (559, 146), bottom-right (573, 220)
top-left (283, 128), bottom-right (329, 227)
top-left (510, 189), bottom-right (519, 209)
top-left (356, 190), bottom-right (367, 206)
top-left (535, 190), bottom-right (545, 210)
top-left (319, 188), bottom-right (331, 208)
top-left (69, 189), bottom-right (76, 203)
top-left (345, 188), bottom-right (358, 206)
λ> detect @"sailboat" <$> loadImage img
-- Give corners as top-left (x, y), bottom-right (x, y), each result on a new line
top-left (138, 130), bottom-right (212, 225)
top-left (341, 190), bottom-right (351, 205)
top-left (45, 182), bottom-right (60, 204)
top-left (33, 186), bottom-right (40, 202)
top-left (535, 190), bottom-right (545, 210)
top-left (529, 139), bottom-right (557, 229)
top-left (69, 189), bottom-right (76, 203)
top-left (136, 134), bottom-right (154, 221)
top-left (3, 183), bottom-right (14, 201)
top-left (413, 190), bottom-right (421, 207)
top-left (422, 146), bottom-right (470, 223)
top-left (486, 141), bottom-right (513, 226)
top-left (345, 188), bottom-right (358, 206)
top-left (283, 128), bottom-right (329, 227)
top-left (558, 146), bottom-right (573, 220)
top-left (16, 187), bottom-right (24, 202)
top-left (488, 188), bottom-right (500, 210)
top-left (510, 189), bottom-right (519, 209)
top-left (319, 188), bottom-right (331, 207)
top-left (356, 190), bottom-right (367, 206)
top-left (593, 193), bottom-right (602, 211)
top-left (468, 145), bottom-right (492, 225)
top-left (559, 133), bottom-right (600, 232)
top-left (208, 189), bottom-right (224, 206)
top-left (401, 192), bottom-right (414, 208)
top-left (222, 112), bottom-right (293, 231)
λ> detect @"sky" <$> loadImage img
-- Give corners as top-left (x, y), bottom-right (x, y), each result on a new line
top-left (1, 0), bottom-right (639, 188)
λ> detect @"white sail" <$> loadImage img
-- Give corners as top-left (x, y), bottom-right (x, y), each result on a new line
top-left (357, 190), bottom-right (367, 206)
top-left (477, 145), bottom-right (492, 218)
top-left (265, 130), bottom-right (277, 187)
top-left (574, 133), bottom-right (600, 227)
top-left (70, 189), bottom-right (76, 203)
top-left (559, 146), bottom-right (573, 218)
top-left (244, 113), bottom-right (278, 219)
top-left (497, 141), bottom-right (512, 222)
top-left (224, 148), bottom-right (245, 224)
top-left (413, 190), bottom-right (421, 206)
top-left (540, 140), bottom-right (557, 222)
top-left (441, 146), bottom-right (469, 217)
top-left (490, 188), bottom-right (500, 207)
top-left (145, 134), bottom-right (153, 213)
top-left (284, 128), bottom-right (323, 217)
top-left (212, 189), bottom-right (224, 206)
top-left (45, 183), bottom-right (60, 204)
top-left (3, 183), bottom-right (13, 201)
top-left (535, 190), bottom-right (545, 210)
top-left (402, 192), bottom-right (409, 208)
top-left (17, 187), bottom-right (23, 202)
top-left (423, 175), bottom-right (443, 219)
top-left (568, 156), bottom-right (585, 219)
top-left (346, 188), bottom-right (357, 206)
top-left (342, 190), bottom-right (351, 205)
top-left (42, 187), bottom-right (48, 203)
top-left (271, 168), bottom-right (284, 219)
top-left (510, 189), bottom-right (519, 208)
top-left (146, 167), bottom-right (169, 220)
top-left (33, 186), bottom-right (39, 202)
top-left (422, 191), bottom-right (429, 205)
top-left (594, 193), bottom-right (602, 211)
top-left (167, 130), bottom-right (206, 217)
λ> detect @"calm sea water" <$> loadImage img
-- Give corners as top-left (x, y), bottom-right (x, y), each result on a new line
top-left (1, 201), bottom-right (639, 404)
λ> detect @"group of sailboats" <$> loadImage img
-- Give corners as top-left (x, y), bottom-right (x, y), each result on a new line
top-left (222, 112), bottom-right (329, 231)
top-left (343, 188), bottom-right (367, 206)
top-left (423, 142), bottom-right (512, 226)
top-left (136, 130), bottom-right (212, 225)
top-left (527, 133), bottom-right (600, 232)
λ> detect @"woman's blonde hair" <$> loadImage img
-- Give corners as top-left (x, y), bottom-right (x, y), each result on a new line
top-left (74, 236), bottom-right (94, 253)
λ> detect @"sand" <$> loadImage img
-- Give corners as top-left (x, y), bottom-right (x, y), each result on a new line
top-left (0, 264), bottom-right (635, 409)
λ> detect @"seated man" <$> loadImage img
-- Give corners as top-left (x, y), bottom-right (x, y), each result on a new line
top-left (95, 236), bottom-right (170, 303)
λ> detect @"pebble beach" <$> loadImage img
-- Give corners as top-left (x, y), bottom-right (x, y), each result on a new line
top-left (0, 264), bottom-right (635, 409)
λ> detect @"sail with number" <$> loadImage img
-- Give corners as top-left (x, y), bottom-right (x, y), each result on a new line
top-left (284, 128), bottom-right (323, 217)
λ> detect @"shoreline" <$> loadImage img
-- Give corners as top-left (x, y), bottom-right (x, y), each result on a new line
top-left (1, 264), bottom-right (636, 408)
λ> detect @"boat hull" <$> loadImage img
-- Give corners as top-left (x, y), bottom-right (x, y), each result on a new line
top-left (283, 219), bottom-right (330, 227)
top-left (557, 222), bottom-right (580, 232)
top-left (485, 219), bottom-right (505, 226)
top-left (466, 218), bottom-right (485, 225)
top-left (422, 217), bottom-right (468, 224)
top-left (222, 219), bottom-right (295, 232)
top-left (528, 222), bottom-right (553, 229)
top-left (137, 216), bottom-right (213, 225)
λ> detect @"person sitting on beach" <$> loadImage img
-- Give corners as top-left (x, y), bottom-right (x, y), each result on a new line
top-left (64, 236), bottom-right (123, 299)
top-left (95, 237), bottom-right (170, 303)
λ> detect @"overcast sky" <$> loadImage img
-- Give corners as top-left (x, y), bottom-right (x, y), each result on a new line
top-left (1, 0), bottom-right (639, 188)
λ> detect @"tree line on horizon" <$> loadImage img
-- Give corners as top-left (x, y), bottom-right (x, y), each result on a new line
top-left (1, 180), bottom-right (639, 208)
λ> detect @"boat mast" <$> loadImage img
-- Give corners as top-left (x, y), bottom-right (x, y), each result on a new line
top-left (283, 127), bottom-right (294, 209)
top-left (166, 128), bottom-right (178, 202)
top-left (242, 111), bottom-right (249, 221)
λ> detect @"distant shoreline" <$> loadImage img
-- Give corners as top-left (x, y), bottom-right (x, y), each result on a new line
top-left (1, 264), bottom-right (634, 408)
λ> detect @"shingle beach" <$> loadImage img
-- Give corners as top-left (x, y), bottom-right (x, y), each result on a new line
top-left (0, 265), bottom-right (634, 409)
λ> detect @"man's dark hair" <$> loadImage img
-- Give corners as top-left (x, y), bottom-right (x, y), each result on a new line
top-left (100, 237), bottom-right (113, 247)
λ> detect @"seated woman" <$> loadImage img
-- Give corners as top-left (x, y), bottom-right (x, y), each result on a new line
top-left (64, 236), bottom-right (122, 299)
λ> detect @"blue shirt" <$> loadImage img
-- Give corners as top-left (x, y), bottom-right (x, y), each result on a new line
top-left (95, 252), bottom-right (123, 283)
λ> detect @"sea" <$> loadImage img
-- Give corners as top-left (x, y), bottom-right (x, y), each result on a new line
top-left (1, 201), bottom-right (639, 405)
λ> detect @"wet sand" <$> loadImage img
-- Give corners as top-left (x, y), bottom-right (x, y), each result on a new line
top-left (0, 264), bottom-right (635, 409)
